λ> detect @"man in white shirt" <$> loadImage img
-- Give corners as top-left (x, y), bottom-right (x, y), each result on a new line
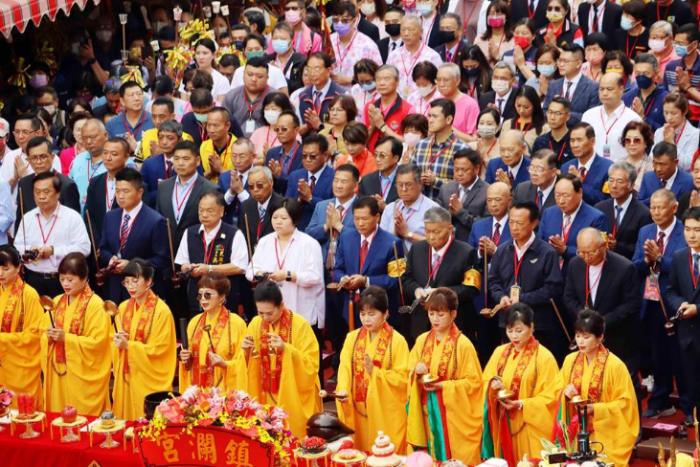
top-left (15, 172), bottom-right (91, 296)
top-left (582, 72), bottom-right (642, 161)
top-left (221, 138), bottom-right (256, 224)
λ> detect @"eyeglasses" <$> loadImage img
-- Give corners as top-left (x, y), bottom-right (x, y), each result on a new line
top-left (301, 154), bottom-right (319, 160)
top-left (121, 279), bottom-right (141, 289)
top-left (197, 291), bottom-right (215, 301)
top-left (396, 182), bottom-right (416, 190)
top-left (250, 182), bottom-right (268, 190)
top-left (307, 66), bottom-right (327, 74)
top-left (284, 6), bottom-right (300, 11)
top-left (546, 110), bottom-right (568, 117)
top-left (374, 152), bottom-right (395, 159)
top-left (28, 154), bottom-right (51, 162)
top-left (13, 130), bottom-right (35, 137)
top-left (624, 137), bottom-right (643, 144)
top-left (333, 16), bottom-right (355, 24)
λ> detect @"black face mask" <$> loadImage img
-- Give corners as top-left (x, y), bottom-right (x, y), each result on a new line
top-left (385, 23), bottom-right (401, 37)
top-left (439, 30), bottom-right (456, 44)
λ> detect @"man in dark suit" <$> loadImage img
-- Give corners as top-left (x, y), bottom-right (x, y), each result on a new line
top-left (285, 134), bottom-right (335, 231)
top-left (513, 149), bottom-right (558, 217)
top-left (437, 147), bottom-right (488, 241)
top-left (140, 120), bottom-right (181, 207)
top-left (218, 138), bottom-right (256, 225)
top-left (561, 122), bottom-right (613, 206)
top-left (634, 189), bottom-right (693, 422)
top-left (98, 168), bottom-right (170, 302)
top-left (358, 135), bottom-right (400, 211)
top-left (489, 201), bottom-right (566, 361)
top-left (538, 173), bottom-right (607, 276)
top-left (238, 167), bottom-right (283, 250)
top-left (333, 196), bottom-right (404, 329)
top-left (666, 206), bottom-right (700, 424)
top-left (564, 227), bottom-right (641, 379)
top-left (485, 130), bottom-right (531, 189)
top-left (17, 137), bottom-right (80, 232)
top-left (596, 161), bottom-right (651, 260)
top-left (544, 44), bottom-right (600, 125)
top-left (434, 14), bottom-right (467, 64)
top-left (377, 7), bottom-right (404, 64)
top-left (638, 141), bottom-right (695, 206)
top-left (577, 0), bottom-right (622, 47)
top-left (402, 206), bottom-right (480, 346)
top-left (510, 0), bottom-right (548, 31)
top-left (156, 141), bottom-right (219, 254)
top-left (479, 62), bottom-right (518, 122)
top-left (264, 111), bottom-right (304, 194)
top-left (297, 53), bottom-right (348, 135)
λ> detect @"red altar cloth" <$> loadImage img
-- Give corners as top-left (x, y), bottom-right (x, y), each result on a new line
top-left (0, 412), bottom-right (141, 467)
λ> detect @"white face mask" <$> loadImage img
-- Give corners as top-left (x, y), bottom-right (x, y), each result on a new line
top-left (417, 85), bottom-right (434, 98)
top-left (217, 27), bottom-right (228, 35)
top-left (360, 3), bottom-right (377, 16)
top-left (491, 80), bottom-right (510, 95)
top-left (404, 132), bottom-right (422, 147)
top-left (264, 110), bottom-right (282, 125)
top-left (477, 125), bottom-right (498, 138)
top-left (96, 30), bottom-right (113, 43)
top-left (649, 39), bottom-right (667, 52)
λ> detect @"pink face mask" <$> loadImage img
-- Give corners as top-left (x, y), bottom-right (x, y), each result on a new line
top-left (285, 10), bottom-right (302, 25)
top-left (488, 16), bottom-right (506, 28)
top-left (404, 132), bottom-right (422, 148)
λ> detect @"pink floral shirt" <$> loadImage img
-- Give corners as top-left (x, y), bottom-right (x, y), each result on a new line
top-left (387, 44), bottom-right (443, 99)
top-left (330, 31), bottom-right (384, 78)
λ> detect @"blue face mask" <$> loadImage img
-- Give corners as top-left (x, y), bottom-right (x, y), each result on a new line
top-left (620, 16), bottom-right (634, 31)
top-left (334, 21), bottom-right (352, 36)
top-left (636, 75), bottom-right (653, 90)
top-left (675, 44), bottom-right (689, 57)
top-left (233, 40), bottom-right (244, 50)
top-left (360, 81), bottom-right (376, 91)
top-left (272, 39), bottom-right (291, 55)
top-left (538, 64), bottom-right (556, 77)
top-left (464, 67), bottom-right (479, 77)
top-left (416, 3), bottom-right (433, 15)
top-left (194, 113), bottom-right (208, 123)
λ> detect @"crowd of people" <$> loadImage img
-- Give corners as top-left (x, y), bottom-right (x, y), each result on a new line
top-left (2, 0), bottom-right (700, 464)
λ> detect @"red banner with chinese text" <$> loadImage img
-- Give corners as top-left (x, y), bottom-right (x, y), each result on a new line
top-left (137, 424), bottom-right (276, 467)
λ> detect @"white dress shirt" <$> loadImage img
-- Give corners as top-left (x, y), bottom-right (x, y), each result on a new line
top-left (494, 88), bottom-right (512, 121)
top-left (15, 204), bottom-right (91, 273)
top-left (477, 214), bottom-right (509, 259)
top-left (653, 122), bottom-right (700, 172)
top-left (514, 232), bottom-right (536, 260)
top-left (224, 167), bottom-right (252, 205)
top-left (175, 221), bottom-right (249, 269)
top-left (538, 178), bottom-right (556, 205)
top-left (587, 1), bottom-right (606, 34)
top-left (582, 103), bottom-right (642, 161)
top-left (656, 221), bottom-right (676, 254)
top-left (245, 229), bottom-right (326, 328)
top-left (613, 194), bottom-right (633, 225)
top-left (562, 72), bottom-right (583, 102)
top-left (587, 260), bottom-right (604, 304)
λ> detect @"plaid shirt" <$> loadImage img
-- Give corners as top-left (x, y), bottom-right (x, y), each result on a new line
top-left (411, 132), bottom-right (469, 199)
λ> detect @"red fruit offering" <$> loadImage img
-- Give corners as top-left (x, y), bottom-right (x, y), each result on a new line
top-left (61, 405), bottom-right (77, 423)
top-left (17, 395), bottom-right (26, 415)
top-left (24, 395), bottom-right (35, 415)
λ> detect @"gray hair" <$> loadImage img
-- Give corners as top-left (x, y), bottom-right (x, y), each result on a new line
top-left (577, 227), bottom-right (605, 245)
top-left (249, 165), bottom-right (273, 181)
top-left (441, 13), bottom-right (462, 30)
top-left (159, 120), bottom-right (184, 138)
top-left (650, 20), bottom-right (673, 37)
top-left (83, 118), bottom-right (106, 132)
top-left (232, 137), bottom-right (255, 153)
top-left (493, 61), bottom-right (516, 78)
top-left (500, 129), bottom-right (526, 147)
top-left (104, 79), bottom-right (122, 95)
top-left (424, 206), bottom-right (451, 224)
top-left (402, 14), bottom-right (422, 29)
top-left (438, 63), bottom-right (461, 81)
top-left (634, 53), bottom-right (658, 71)
top-left (650, 188), bottom-right (678, 206)
top-left (609, 161), bottom-right (637, 185)
top-left (396, 164), bottom-right (421, 183)
top-left (376, 64), bottom-right (400, 81)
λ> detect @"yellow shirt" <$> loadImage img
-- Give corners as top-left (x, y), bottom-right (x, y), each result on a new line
top-left (179, 309), bottom-right (248, 392)
top-left (0, 278), bottom-right (43, 410)
top-left (40, 291), bottom-right (111, 415)
top-left (336, 327), bottom-right (409, 454)
top-left (200, 134), bottom-right (238, 183)
top-left (137, 128), bottom-right (193, 162)
top-left (110, 293), bottom-right (176, 420)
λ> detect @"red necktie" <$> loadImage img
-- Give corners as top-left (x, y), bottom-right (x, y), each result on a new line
top-left (492, 223), bottom-right (501, 245)
top-left (508, 170), bottom-right (515, 186)
top-left (657, 231), bottom-right (665, 252)
top-left (660, 179), bottom-right (667, 188)
top-left (359, 239), bottom-right (369, 271)
top-left (579, 167), bottom-right (587, 180)
top-left (309, 175), bottom-right (317, 193)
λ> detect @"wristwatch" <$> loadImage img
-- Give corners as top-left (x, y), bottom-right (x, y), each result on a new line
top-left (380, 123), bottom-right (388, 133)
top-left (286, 271), bottom-right (292, 282)
top-left (208, 265), bottom-right (213, 273)
top-left (407, 232), bottom-right (414, 240)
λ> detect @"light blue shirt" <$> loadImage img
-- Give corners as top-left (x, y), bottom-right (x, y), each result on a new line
top-left (0, 180), bottom-right (14, 245)
top-left (171, 175), bottom-right (198, 223)
top-left (379, 194), bottom-right (439, 251)
top-left (69, 151), bottom-right (137, 213)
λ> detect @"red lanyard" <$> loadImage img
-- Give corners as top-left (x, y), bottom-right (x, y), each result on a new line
top-left (399, 43), bottom-right (426, 80)
top-left (37, 205), bottom-right (60, 245)
top-left (243, 87), bottom-right (269, 120)
top-left (675, 121), bottom-right (687, 144)
top-left (612, 206), bottom-right (621, 237)
top-left (335, 30), bottom-right (359, 65)
top-left (120, 210), bottom-right (140, 250)
top-left (280, 142), bottom-right (300, 175)
top-left (644, 98), bottom-right (656, 117)
top-left (626, 33), bottom-right (641, 59)
top-left (549, 137), bottom-right (568, 161)
top-left (201, 228), bottom-right (220, 264)
top-left (380, 175), bottom-right (393, 199)
top-left (426, 236), bottom-right (454, 286)
top-left (428, 136), bottom-right (455, 167)
top-left (515, 119), bottom-right (532, 133)
top-left (526, 0), bottom-right (536, 18)
top-left (105, 176), bottom-right (115, 211)
top-left (198, 122), bottom-right (209, 142)
top-left (274, 237), bottom-right (295, 270)
top-left (690, 250), bottom-right (699, 289)
top-left (174, 178), bottom-right (197, 220)
top-left (266, 126), bottom-right (279, 147)
top-left (379, 98), bottom-right (397, 119)
top-left (215, 136), bottom-right (232, 169)
top-left (512, 242), bottom-right (531, 285)
top-left (485, 138), bottom-right (498, 156)
top-left (397, 197), bottom-right (423, 223)
top-left (88, 159), bottom-right (103, 183)
top-left (467, 78), bottom-right (477, 98)
top-left (657, 3), bottom-right (671, 21)
top-left (585, 261), bottom-right (605, 307)
top-left (579, 162), bottom-right (589, 183)
top-left (562, 215), bottom-right (574, 243)
top-left (589, 4), bottom-right (605, 33)
top-left (122, 111), bottom-right (146, 138)
top-left (600, 107), bottom-right (625, 144)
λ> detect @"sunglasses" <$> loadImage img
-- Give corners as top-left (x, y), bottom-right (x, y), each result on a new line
top-left (250, 182), bottom-right (268, 190)
top-left (301, 154), bottom-right (319, 160)
top-left (624, 137), bottom-right (643, 144)
top-left (197, 291), bottom-right (215, 301)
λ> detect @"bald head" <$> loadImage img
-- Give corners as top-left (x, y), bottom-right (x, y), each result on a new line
top-left (577, 228), bottom-right (607, 266)
top-left (577, 227), bottom-right (605, 246)
top-left (599, 72), bottom-right (624, 110)
top-left (486, 182), bottom-right (513, 219)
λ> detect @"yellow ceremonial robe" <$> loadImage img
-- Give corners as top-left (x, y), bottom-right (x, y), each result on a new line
top-left (246, 313), bottom-right (322, 438)
top-left (199, 134), bottom-right (238, 183)
top-left (483, 342), bottom-right (560, 463)
top-left (179, 310), bottom-right (248, 392)
top-left (550, 350), bottom-right (639, 467)
top-left (407, 332), bottom-right (483, 465)
top-left (336, 327), bottom-right (409, 454)
top-left (40, 293), bottom-right (111, 415)
top-left (0, 279), bottom-right (43, 410)
top-left (110, 296), bottom-right (177, 420)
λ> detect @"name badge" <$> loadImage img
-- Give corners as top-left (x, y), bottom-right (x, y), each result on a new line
top-left (245, 119), bottom-right (256, 134)
top-left (510, 285), bottom-right (521, 303)
top-left (603, 144), bottom-right (611, 158)
top-left (643, 273), bottom-right (661, 301)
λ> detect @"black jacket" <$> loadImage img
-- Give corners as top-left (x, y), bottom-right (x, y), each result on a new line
top-left (595, 197), bottom-right (652, 260)
top-left (237, 192), bottom-right (284, 249)
top-left (264, 52), bottom-right (306, 94)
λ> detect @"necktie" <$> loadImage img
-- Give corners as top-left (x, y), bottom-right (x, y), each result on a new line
top-left (391, 41), bottom-right (397, 51)
top-left (564, 81), bottom-right (573, 100)
top-left (563, 215), bottom-right (572, 238)
top-left (309, 175), bottom-right (317, 192)
top-left (694, 253), bottom-right (700, 284)
top-left (360, 239), bottom-right (369, 270)
top-left (166, 159), bottom-right (173, 178)
top-left (529, 0), bottom-right (535, 13)
top-left (121, 213), bottom-right (131, 240)
top-left (592, 4), bottom-right (599, 32)
top-left (446, 50), bottom-right (453, 62)
top-left (314, 90), bottom-right (322, 111)
top-left (259, 206), bottom-right (266, 221)
top-left (508, 170), bottom-right (515, 186)
top-left (431, 252), bottom-right (441, 277)
top-left (537, 189), bottom-right (544, 208)
top-left (614, 205), bottom-right (623, 229)
top-left (657, 231), bottom-right (665, 252)
top-left (497, 98), bottom-right (505, 115)
top-left (492, 223), bottom-right (501, 245)
top-left (337, 204), bottom-right (345, 220)
top-left (660, 179), bottom-right (667, 188)
top-left (579, 167), bottom-right (587, 180)
top-left (459, 186), bottom-right (467, 202)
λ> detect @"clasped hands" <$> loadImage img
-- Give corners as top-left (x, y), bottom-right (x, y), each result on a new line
top-left (338, 274), bottom-right (367, 291)
top-left (180, 348), bottom-right (226, 369)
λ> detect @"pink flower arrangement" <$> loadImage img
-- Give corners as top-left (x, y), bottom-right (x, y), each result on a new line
top-left (0, 387), bottom-right (14, 411)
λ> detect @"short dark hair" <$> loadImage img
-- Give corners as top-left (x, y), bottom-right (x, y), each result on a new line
top-left (396, 164), bottom-right (421, 183)
top-left (152, 97), bottom-right (175, 114)
top-left (574, 308), bottom-right (606, 338)
top-left (307, 52), bottom-right (333, 68)
top-left (400, 114), bottom-right (429, 137)
top-left (245, 56), bottom-right (269, 73)
top-left (531, 149), bottom-right (558, 169)
top-left (33, 171), bottom-right (61, 192)
top-left (15, 113), bottom-right (43, 132)
top-left (302, 133), bottom-right (329, 154)
top-left (342, 121), bottom-right (368, 145)
top-left (244, 32), bottom-right (267, 51)
top-left (123, 258), bottom-right (155, 281)
top-left (622, 0), bottom-right (646, 20)
top-left (678, 22), bottom-right (700, 44)
top-left (602, 50), bottom-right (633, 78)
top-left (243, 9), bottom-right (266, 34)
top-left (105, 137), bottom-right (130, 156)
top-left (329, 95), bottom-right (358, 123)
top-left (335, 1), bottom-right (357, 17)
top-left (353, 196), bottom-right (380, 216)
top-left (115, 167), bottom-right (143, 190)
top-left (510, 201), bottom-right (539, 222)
top-left (358, 285), bottom-right (389, 313)
top-left (254, 280), bottom-right (284, 306)
top-left (336, 163), bottom-right (360, 182)
top-left (557, 172), bottom-right (583, 192)
top-left (561, 43), bottom-right (584, 61)
top-left (549, 96), bottom-right (572, 112)
top-left (191, 70), bottom-right (215, 91)
top-left (652, 141), bottom-right (678, 160)
top-left (375, 136), bottom-right (403, 158)
top-left (424, 287), bottom-right (458, 312)
top-left (684, 207), bottom-right (700, 223)
top-left (58, 252), bottom-right (89, 279)
top-left (454, 148), bottom-right (482, 168)
top-left (153, 75), bottom-right (175, 96)
top-left (34, 86), bottom-right (58, 101)
top-left (584, 32), bottom-right (609, 51)
top-left (270, 197), bottom-right (303, 226)
top-left (208, 107), bottom-right (231, 122)
top-left (26, 136), bottom-right (52, 155)
top-left (219, 54), bottom-right (240, 69)
top-left (174, 140), bottom-right (199, 158)
top-left (412, 61), bottom-right (438, 84)
top-left (197, 271), bottom-right (231, 297)
top-left (505, 303), bottom-right (534, 327)
top-left (430, 98), bottom-right (456, 119)
top-left (119, 81), bottom-right (142, 97)
top-left (278, 110), bottom-right (300, 127)
top-left (200, 191), bottom-right (226, 208)
top-left (571, 122), bottom-right (596, 140)
top-left (0, 245), bottom-right (21, 268)
top-left (620, 121), bottom-right (654, 149)
top-left (190, 88), bottom-right (214, 108)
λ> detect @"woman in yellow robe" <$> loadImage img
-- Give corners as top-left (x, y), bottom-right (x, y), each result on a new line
top-left (407, 287), bottom-right (483, 465)
top-left (180, 272), bottom-right (247, 391)
top-left (40, 253), bottom-right (111, 415)
top-left (336, 286), bottom-right (409, 454)
top-left (243, 281), bottom-right (322, 438)
top-left (482, 304), bottom-right (559, 466)
top-left (0, 246), bottom-right (43, 410)
top-left (548, 309), bottom-right (639, 467)
top-left (110, 259), bottom-right (177, 420)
